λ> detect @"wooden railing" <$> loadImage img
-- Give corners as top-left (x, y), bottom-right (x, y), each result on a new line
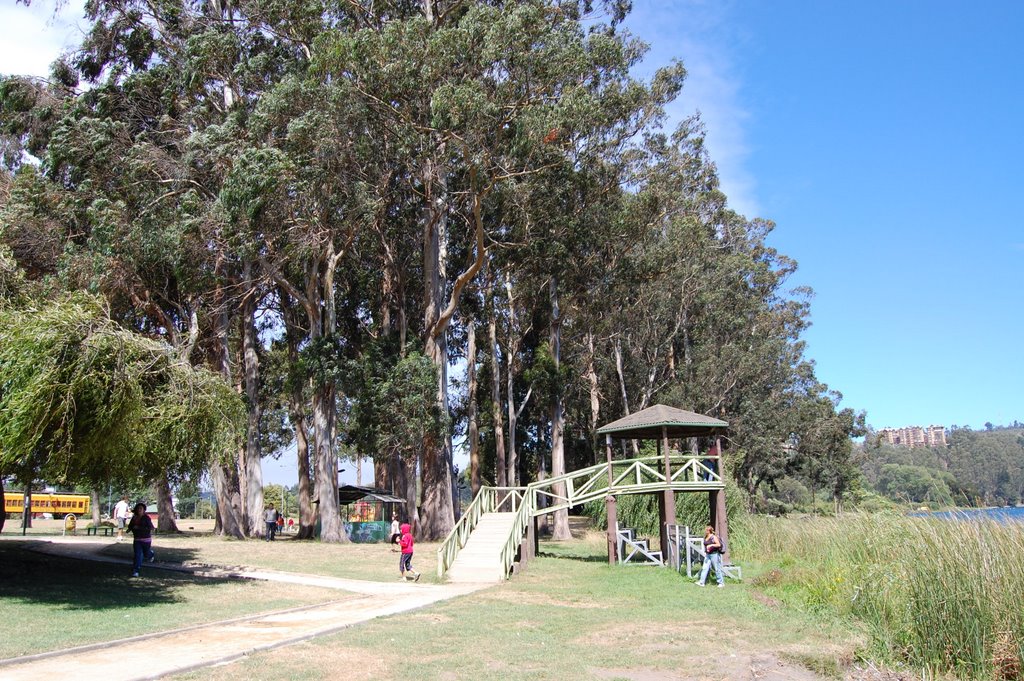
top-left (498, 487), bottom-right (536, 580)
top-left (437, 453), bottom-right (724, 580)
top-left (533, 454), bottom-right (723, 514)
top-left (436, 486), bottom-right (525, 578)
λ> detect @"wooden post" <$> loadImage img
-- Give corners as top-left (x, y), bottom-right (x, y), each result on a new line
top-left (605, 434), bottom-right (617, 565)
top-left (660, 426), bottom-right (675, 566)
top-left (657, 491), bottom-right (666, 565)
top-left (520, 514), bottom-right (535, 574)
top-left (708, 490), bottom-right (717, 530)
top-left (685, 525), bottom-right (693, 577)
top-left (715, 434), bottom-right (730, 562)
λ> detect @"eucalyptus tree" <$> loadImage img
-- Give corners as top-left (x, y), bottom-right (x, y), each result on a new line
top-left (0, 0), bottom-right (315, 537)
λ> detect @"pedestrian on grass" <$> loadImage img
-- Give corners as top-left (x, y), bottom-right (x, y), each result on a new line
top-left (390, 512), bottom-right (401, 552)
top-left (113, 495), bottom-right (131, 543)
top-left (264, 504), bottom-right (277, 541)
top-left (695, 525), bottom-right (725, 588)
top-left (127, 502), bottom-right (155, 577)
top-left (276, 513), bottom-right (284, 536)
top-left (399, 523), bottom-right (420, 582)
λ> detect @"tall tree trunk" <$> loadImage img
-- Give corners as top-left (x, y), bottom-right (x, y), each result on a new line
top-left (90, 489), bottom-right (100, 526)
top-left (467, 317), bottom-right (481, 496)
top-left (280, 288), bottom-right (315, 539)
top-left (292, 405), bottom-right (316, 539)
top-left (506, 353), bottom-right (519, 486)
top-left (241, 288), bottom-right (264, 537)
top-left (313, 244), bottom-right (347, 543)
top-left (587, 331), bottom-right (601, 465)
top-left (419, 155), bottom-right (455, 540)
top-left (211, 463), bottom-right (244, 538)
top-left (489, 282), bottom-right (507, 489)
top-left (211, 301), bottom-right (245, 538)
top-left (549, 277), bottom-right (571, 539)
top-left (402, 456), bottom-right (418, 528)
top-left (614, 340), bottom-right (640, 456)
top-left (156, 473), bottom-right (179, 533)
top-left (313, 381), bottom-right (345, 542)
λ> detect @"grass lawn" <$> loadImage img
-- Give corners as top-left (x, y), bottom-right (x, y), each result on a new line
top-left (173, 530), bottom-right (867, 681)
top-left (96, 531), bottom-right (438, 582)
top-left (0, 541), bottom-right (351, 659)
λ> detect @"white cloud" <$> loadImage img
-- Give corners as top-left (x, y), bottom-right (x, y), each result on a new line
top-left (0, 1), bottom-right (87, 78)
top-left (627, 0), bottom-right (761, 218)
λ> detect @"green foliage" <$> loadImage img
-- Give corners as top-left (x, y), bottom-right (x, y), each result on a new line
top-left (344, 346), bottom-right (446, 464)
top-left (583, 485), bottom-right (746, 536)
top-left (860, 426), bottom-right (1024, 508)
top-left (875, 464), bottom-right (955, 506)
top-left (0, 294), bottom-right (244, 487)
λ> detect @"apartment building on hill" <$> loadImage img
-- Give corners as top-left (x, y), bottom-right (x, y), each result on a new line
top-left (879, 425), bottom-right (948, 448)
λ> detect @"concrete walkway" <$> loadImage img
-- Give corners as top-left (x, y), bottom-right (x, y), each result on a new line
top-left (0, 538), bottom-right (490, 681)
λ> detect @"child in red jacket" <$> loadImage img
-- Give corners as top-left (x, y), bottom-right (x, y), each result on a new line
top-left (399, 523), bottom-right (420, 582)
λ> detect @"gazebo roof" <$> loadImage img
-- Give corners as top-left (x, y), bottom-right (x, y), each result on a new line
top-left (596, 404), bottom-right (728, 439)
top-left (337, 484), bottom-right (404, 505)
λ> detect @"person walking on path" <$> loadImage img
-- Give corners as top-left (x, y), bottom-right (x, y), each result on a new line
top-left (695, 525), bottom-right (725, 588)
top-left (399, 523), bottom-right (420, 581)
top-left (390, 513), bottom-right (401, 552)
top-left (113, 495), bottom-right (130, 543)
top-left (264, 504), bottom-right (278, 541)
top-left (127, 502), bottom-right (155, 577)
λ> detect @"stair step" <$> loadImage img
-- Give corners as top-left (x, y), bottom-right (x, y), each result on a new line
top-left (445, 511), bottom-right (525, 583)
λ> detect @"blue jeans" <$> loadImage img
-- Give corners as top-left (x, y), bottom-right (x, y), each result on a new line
top-left (133, 540), bottom-right (154, 573)
top-left (266, 521), bottom-right (276, 540)
top-left (698, 551), bottom-right (724, 585)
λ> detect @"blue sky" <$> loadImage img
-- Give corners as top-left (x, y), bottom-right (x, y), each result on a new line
top-left (2, 2), bottom-right (1021, 483)
top-left (626, 0), bottom-right (1023, 431)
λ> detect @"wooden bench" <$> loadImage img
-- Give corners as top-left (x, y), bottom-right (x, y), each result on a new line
top-left (86, 526), bottom-right (114, 537)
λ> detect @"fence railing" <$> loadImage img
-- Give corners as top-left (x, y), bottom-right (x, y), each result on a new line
top-left (533, 454), bottom-right (723, 514)
top-left (436, 486), bottom-right (525, 578)
top-left (437, 453), bottom-right (724, 580)
top-left (497, 487), bottom-right (536, 581)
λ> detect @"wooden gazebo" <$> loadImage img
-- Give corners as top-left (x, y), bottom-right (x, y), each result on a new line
top-left (596, 404), bottom-right (729, 565)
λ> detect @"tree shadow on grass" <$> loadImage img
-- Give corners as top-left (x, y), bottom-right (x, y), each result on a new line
top-left (0, 541), bottom-right (231, 611)
top-left (536, 549), bottom-right (608, 563)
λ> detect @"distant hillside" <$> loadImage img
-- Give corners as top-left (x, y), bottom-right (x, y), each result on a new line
top-left (859, 425), bottom-right (1024, 507)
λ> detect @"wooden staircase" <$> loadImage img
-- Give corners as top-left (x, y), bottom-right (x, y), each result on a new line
top-left (445, 512), bottom-right (520, 583)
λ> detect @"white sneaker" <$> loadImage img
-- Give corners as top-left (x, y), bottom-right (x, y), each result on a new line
top-left (695, 582), bottom-right (705, 587)
top-left (717, 583), bottom-right (724, 588)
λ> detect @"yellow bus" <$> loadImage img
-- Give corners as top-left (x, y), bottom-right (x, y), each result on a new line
top-left (3, 492), bottom-right (91, 518)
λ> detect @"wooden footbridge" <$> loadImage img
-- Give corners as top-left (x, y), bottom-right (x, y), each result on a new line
top-left (438, 405), bottom-right (736, 583)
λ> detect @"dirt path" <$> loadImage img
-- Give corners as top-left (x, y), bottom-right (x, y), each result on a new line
top-left (0, 538), bottom-right (490, 681)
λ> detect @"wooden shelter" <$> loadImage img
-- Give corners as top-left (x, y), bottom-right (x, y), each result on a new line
top-left (595, 404), bottom-right (729, 566)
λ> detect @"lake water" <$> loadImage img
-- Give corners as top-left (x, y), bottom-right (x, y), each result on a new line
top-left (912, 506), bottom-right (1024, 522)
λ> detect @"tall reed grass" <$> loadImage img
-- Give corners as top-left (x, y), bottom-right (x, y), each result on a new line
top-left (736, 513), bottom-right (1024, 680)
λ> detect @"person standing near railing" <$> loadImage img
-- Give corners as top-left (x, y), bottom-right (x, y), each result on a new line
top-left (695, 525), bottom-right (725, 588)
